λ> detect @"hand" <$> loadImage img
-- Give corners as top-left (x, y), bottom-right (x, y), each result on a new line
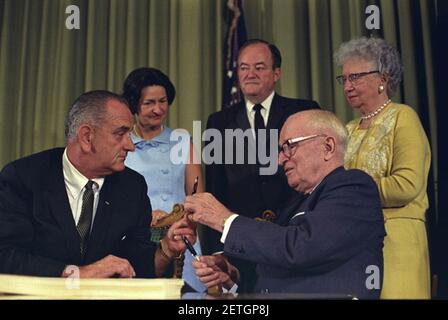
top-left (162, 214), bottom-right (197, 258)
top-left (192, 255), bottom-right (238, 290)
top-left (184, 193), bottom-right (233, 232)
top-left (150, 209), bottom-right (169, 227)
top-left (64, 255), bottom-right (136, 278)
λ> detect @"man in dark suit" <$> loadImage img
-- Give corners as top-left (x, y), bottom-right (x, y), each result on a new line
top-left (0, 90), bottom-right (195, 278)
top-left (186, 110), bottom-right (385, 299)
top-left (204, 39), bottom-right (319, 291)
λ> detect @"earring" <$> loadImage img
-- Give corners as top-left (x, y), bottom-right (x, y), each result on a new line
top-left (378, 85), bottom-right (385, 94)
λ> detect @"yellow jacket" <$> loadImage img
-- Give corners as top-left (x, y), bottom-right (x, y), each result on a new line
top-left (345, 103), bottom-right (431, 221)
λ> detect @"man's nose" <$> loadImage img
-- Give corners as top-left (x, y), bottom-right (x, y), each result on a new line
top-left (278, 150), bottom-right (287, 166)
top-left (125, 133), bottom-right (135, 151)
top-left (247, 67), bottom-right (258, 78)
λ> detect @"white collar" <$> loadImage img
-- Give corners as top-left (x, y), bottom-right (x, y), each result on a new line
top-left (245, 91), bottom-right (275, 116)
top-left (62, 148), bottom-right (104, 199)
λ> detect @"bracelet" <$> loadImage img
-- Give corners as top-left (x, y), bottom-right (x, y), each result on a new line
top-left (159, 240), bottom-right (173, 261)
top-left (159, 240), bottom-right (183, 261)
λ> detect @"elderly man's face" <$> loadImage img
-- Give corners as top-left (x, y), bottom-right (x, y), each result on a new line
top-left (90, 100), bottom-right (135, 176)
top-left (278, 116), bottom-right (325, 194)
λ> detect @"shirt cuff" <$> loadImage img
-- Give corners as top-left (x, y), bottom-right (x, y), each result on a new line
top-left (220, 214), bottom-right (239, 243)
top-left (222, 283), bottom-right (239, 294)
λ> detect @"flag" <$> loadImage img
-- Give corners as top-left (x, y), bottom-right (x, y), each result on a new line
top-left (222, 0), bottom-right (247, 109)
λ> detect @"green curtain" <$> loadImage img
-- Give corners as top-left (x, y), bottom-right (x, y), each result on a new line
top-left (0, 0), bottom-right (438, 196)
top-left (0, 0), bottom-right (224, 164)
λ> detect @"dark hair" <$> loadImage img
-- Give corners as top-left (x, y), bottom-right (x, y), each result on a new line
top-left (238, 39), bottom-right (282, 69)
top-left (122, 67), bottom-right (176, 114)
top-left (65, 90), bottom-right (128, 139)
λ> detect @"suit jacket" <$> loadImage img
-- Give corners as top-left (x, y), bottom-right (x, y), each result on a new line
top-left (205, 93), bottom-right (319, 222)
top-left (203, 93), bottom-right (319, 292)
top-left (224, 167), bottom-right (386, 299)
top-left (0, 148), bottom-right (156, 278)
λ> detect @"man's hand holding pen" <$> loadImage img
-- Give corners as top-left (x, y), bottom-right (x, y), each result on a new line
top-left (184, 192), bottom-right (234, 232)
top-left (192, 254), bottom-right (239, 290)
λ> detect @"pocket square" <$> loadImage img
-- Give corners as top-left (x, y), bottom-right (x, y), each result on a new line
top-left (290, 211), bottom-right (306, 221)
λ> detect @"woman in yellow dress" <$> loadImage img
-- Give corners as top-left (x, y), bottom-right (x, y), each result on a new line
top-left (334, 37), bottom-right (431, 299)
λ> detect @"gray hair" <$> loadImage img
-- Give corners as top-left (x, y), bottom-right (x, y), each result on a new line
top-left (303, 109), bottom-right (348, 155)
top-left (334, 37), bottom-right (403, 97)
top-left (65, 90), bottom-right (128, 140)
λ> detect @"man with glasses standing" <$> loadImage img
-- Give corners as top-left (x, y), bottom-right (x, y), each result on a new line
top-left (186, 110), bottom-right (385, 299)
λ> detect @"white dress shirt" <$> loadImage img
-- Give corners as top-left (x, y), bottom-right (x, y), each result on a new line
top-left (62, 148), bottom-right (104, 227)
top-left (245, 91), bottom-right (275, 136)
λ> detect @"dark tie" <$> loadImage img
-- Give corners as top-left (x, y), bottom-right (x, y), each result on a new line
top-left (253, 104), bottom-right (265, 163)
top-left (77, 180), bottom-right (95, 258)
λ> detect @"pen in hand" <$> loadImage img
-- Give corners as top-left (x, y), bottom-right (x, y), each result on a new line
top-left (183, 176), bottom-right (200, 261)
top-left (192, 176), bottom-right (198, 195)
top-left (182, 236), bottom-right (200, 261)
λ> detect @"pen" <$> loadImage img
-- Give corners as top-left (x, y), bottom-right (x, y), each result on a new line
top-left (182, 236), bottom-right (200, 261)
top-left (182, 176), bottom-right (200, 260)
top-left (192, 176), bottom-right (198, 195)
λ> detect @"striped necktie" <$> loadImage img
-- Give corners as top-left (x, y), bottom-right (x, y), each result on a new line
top-left (77, 180), bottom-right (96, 258)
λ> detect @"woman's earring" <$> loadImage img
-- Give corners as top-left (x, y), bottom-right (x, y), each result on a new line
top-left (378, 84), bottom-right (385, 94)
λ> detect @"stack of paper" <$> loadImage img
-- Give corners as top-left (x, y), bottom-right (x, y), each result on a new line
top-left (0, 274), bottom-right (183, 299)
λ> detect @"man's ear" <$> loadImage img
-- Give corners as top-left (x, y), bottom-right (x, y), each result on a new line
top-left (274, 67), bottom-right (281, 83)
top-left (78, 124), bottom-right (94, 152)
top-left (323, 136), bottom-right (336, 161)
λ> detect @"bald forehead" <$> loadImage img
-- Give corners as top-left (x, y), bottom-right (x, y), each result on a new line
top-left (284, 113), bottom-right (309, 132)
top-left (280, 114), bottom-right (309, 143)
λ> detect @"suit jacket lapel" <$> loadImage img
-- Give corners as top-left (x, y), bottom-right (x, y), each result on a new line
top-left (233, 102), bottom-right (259, 169)
top-left (87, 175), bottom-right (115, 260)
top-left (46, 154), bottom-right (81, 262)
top-left (235, 102), bottom-right (251, 131)
top-left (275, 192), bottom-right (310, 226)
top-left (266, 94), bottom-right (284, 130)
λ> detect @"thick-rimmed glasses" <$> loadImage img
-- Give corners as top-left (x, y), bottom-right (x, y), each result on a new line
top-left (279, 134), bottom-right (326, 158)
top-left (335, 70), bottom-right (379, 85)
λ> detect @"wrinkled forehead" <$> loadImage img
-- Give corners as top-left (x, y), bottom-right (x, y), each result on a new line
top-left (104, 100), bottom-right (133, 127)
top-left (280, 116), bottom-right (308, 143)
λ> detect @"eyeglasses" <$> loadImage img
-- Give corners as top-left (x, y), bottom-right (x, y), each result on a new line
top-left (335, 70), bottom-right (379, 85)
top-left (279, 134), bottom-right (326, 158)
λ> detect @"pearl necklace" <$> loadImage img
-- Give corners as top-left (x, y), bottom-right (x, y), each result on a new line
top-left (360, 99), bottom-right (392, 120)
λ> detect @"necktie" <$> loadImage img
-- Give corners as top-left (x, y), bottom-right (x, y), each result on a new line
top-left (77, 180), bottom-right (95, 258)
top-left (253, 104), bottom-right (265, 163)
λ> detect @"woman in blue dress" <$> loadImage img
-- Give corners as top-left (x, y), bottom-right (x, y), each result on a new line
top-left (122, 67), bottom-right (205, 292)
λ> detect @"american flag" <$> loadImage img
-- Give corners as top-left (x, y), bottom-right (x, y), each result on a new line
top-left (222, 0), bottom-right (247, 109)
